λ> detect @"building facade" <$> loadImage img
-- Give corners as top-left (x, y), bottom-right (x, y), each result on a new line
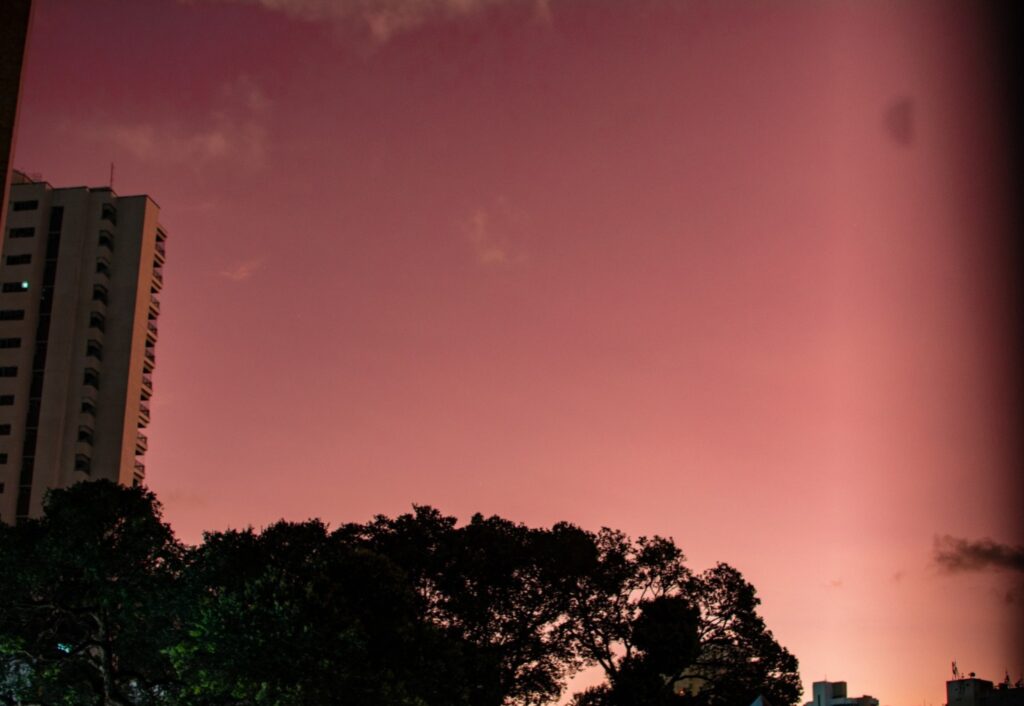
top-left (947, 676), bottom-right (1024, 706)
top-left (0, 174), bottom-right (165, 522)
top-left (805, 681), bottom-right (879, 706)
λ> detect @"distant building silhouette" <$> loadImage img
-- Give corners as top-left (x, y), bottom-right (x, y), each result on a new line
top-left (947, 674), bottom-right (1024, 706)
top-left (0, 173), bottom-right (166, 522)
top-left (805, 681), bottom-right (879, 706)
top-left (0, 0), bottom-right (34, 243)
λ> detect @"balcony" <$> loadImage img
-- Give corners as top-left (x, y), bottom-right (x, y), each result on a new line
top-left (136, 432), bottom-right (147, 454)
top-left (148, 293), bottom-right (160, 316)
top-left (98, 230), bottom-right (114, 252)
top-left (100, 203), bottom-right (117, 225)
top-left (143, 346), bottom-right (156, 370)
top-left (140, 373), bottom-right (153, 400)
top-left (153, 239), bottom-right (166, 265)
top-left (89, 311), bottom-right (106, 334)
top-left (86, 341), bottom-right (103, 362)
top-left (77, 426), bottom-right (95, 445)
top-left (151, 265), bottom-right (163, 292)
top-left (138, 400), bottom-right (150, 427)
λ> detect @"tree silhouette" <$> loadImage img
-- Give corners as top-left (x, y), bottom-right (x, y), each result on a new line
top-left (564, 536), bottom-right (800, 706)
top-left (170, 519), bottom-right (472, 706)
top-left (339, 507), bottom-right (597, 706)
top-left (0, 484), bottom-right (801, 706)
top-left (0, 481), bottom-right (184, 705)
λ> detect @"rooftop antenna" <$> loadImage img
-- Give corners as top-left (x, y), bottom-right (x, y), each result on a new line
top-left (109, 162), bottom-right (115, 190)
top-left (953, 661), bottom-right (959, 680)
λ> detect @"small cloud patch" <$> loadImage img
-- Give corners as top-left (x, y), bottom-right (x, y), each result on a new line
top-left (82, 75), bottom-right (270, 170)
top-left (463, 202), bottom-right (528, 267)
top-left (221, 257), bottom-right (265, 282)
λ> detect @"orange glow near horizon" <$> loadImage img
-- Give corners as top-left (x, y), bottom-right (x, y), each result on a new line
top-left (12, 1), bottom-right (1022, 705)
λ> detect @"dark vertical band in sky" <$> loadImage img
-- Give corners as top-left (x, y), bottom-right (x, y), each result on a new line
top-left (980, 0), bottom-right (1024, 655)
top-left (981, 1), bottom-right (1024, 512)
top-left (0, 0), bottom-right (33, 238)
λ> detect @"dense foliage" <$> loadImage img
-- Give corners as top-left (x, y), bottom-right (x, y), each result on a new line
top-left (0, 482), bottom-right (800, 706)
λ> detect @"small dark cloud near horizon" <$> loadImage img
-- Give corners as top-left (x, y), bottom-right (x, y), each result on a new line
top-left (884, 97), bottom-right (914, 147)
top-left (933, 535), bottom-right (1024, 574)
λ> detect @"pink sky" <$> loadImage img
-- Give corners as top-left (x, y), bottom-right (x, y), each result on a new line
top-left (13, 1), bottom-right (1023, 704)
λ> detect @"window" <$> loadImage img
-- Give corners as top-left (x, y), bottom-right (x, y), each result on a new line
top-left (98, 230), bottom-right (114, 250)
top-left (5, 254), bottom-right (31, 266)
top-left (12, 200), bottom-right (38, 211)
top-left (0, 338), bottom-right (20, 349)
top-left (96, 258), bottom-right (111, 277)
top-left (81, 398), bottom-right (97, 416)
top-left (1, 281), bottom-right (29, 293)
top-left (0, 310), bottom-right (25, 321)
top-left (77, 426), bottom-right (94, 444)
top-left (83, 368), bottom-right (100, 387)
top-left (0, 367), bottom-right (17, 377)
top-left (75, 454), bottom-right (91, 473)
top-left (8, 227), bottom-right (34, 238)
top-left (89, 311), bottom-right (105, 332)
top-left (0, 395), bottom-right (13, 405)
top-left (0, 424), bottom-right (11, 435)
top-left (101, 203), bottom-right (117, 224)
top-left (86, 340), bottom-right (103, 360)
top-left (92, 284), bottom-right (108, 305)
top-left (0, 453), bottom-right (6, 464)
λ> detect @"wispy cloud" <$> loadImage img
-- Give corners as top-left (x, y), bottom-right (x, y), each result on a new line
top-left (181, 0), bottom-right (553, 42)
top-left (83, 76), bottom-right (270, 169)
top-left (933, 535), bottom-right (1024, 574)
top-left (220, 257), bottom-right (265, 282)
top-left (463, 203), bottom-right (527, 267)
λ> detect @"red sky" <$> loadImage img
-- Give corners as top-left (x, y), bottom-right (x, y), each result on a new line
top-left (12, 1), bottom-right (1023, 704)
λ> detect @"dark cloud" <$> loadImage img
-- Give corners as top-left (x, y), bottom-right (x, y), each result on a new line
top-left (884, 97), bottom-right (914, 147)
top-left (933, 535), bottom-right (1024, 574)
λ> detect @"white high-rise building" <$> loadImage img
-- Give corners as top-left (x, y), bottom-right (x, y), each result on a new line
top-left (0, 173), bottom-right (165, 522)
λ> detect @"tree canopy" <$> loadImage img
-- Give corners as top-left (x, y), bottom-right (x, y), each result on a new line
top-left (0, 482), bottom-right (801, 706)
